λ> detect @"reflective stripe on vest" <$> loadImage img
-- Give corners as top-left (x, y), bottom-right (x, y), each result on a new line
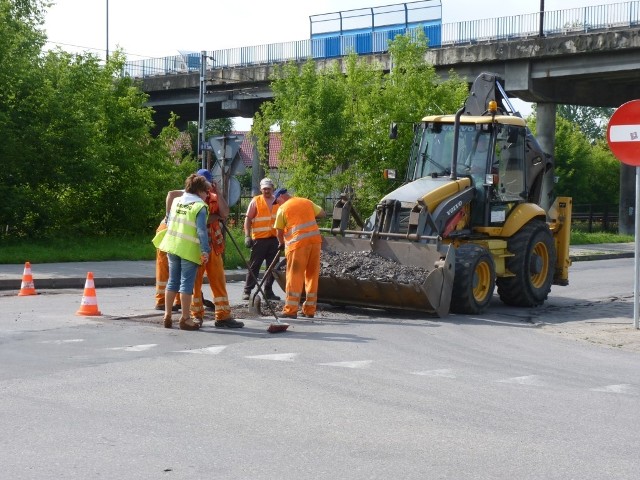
top-left (251, 195), bottom-right (278, 239)
top-left (280, 197), bottom-right (321, 251)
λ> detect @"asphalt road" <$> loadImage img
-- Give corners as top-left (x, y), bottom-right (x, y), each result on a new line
top-left (0, 259), bottom-right (638, 479)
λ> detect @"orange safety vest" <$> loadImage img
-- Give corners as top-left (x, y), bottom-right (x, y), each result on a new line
top-left (207, 192), bottom-right (225, 256)
top-left (279, 197), bottom-right (322, 252)
top-left (250, 195), bottom-right (279, 240)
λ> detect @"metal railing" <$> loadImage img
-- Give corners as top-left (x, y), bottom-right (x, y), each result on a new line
top-left (572, 204), bottom-right (619, 233)
top-left (122, 1), bottom-right (639, 79)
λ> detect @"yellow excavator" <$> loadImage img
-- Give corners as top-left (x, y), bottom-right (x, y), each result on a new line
top-left (273, 72), bottom-right (572, 317)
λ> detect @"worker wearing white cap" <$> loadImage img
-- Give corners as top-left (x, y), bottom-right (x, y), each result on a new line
top-left (242, 177), bottom-right (281, 301)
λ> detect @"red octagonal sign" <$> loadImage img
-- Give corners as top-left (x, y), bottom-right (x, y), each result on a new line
top-left (607, 99), bottom-right (640, 166)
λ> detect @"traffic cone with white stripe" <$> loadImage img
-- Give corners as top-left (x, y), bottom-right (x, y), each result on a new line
top-left (18, 261), bottom-right (37, 296)
top-left (76, 272), bottom-right (102, 316)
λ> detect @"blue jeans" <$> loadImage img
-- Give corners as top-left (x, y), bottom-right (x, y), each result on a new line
top-left (167, 253), bottom-right (199, 294)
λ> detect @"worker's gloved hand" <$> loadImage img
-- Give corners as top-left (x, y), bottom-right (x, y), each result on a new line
top-left (278, 243), bottom-right (285, 252)
top-left (244, 236), bottom-right (253, 248)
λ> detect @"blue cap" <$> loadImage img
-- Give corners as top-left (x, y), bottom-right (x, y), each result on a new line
top-left (273, 188), bottom-right (287, 200)
top-left (197, 168), bottom-right (213, 183)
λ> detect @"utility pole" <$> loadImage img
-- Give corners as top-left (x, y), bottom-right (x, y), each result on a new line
top-left (197, 51), bottom-right (207, 170)
top-left (539, 0), bottom-right (545, 37)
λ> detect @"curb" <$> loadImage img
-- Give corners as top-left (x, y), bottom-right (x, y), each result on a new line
top-left (569, 252), bottom-right (634, 262)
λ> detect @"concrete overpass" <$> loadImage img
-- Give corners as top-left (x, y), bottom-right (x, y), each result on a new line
top-left (140, 26), bottom-right (640, 126)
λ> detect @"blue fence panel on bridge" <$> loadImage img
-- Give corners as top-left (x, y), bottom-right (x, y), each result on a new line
top-left (187, 53), bottom-right (200, 71)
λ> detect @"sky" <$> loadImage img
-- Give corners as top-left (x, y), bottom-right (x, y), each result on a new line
top-left (43, 0), bottom-right (623, 126)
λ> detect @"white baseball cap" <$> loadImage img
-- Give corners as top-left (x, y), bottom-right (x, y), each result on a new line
top-left (260, 178), bottom-right (274, 188)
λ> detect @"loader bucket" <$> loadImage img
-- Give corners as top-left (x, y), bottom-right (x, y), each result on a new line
top-left (272, 236), bottom-right (455, 317)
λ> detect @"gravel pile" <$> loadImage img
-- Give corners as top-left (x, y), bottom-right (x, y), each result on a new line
top-left (320, 250), bottom-right (428, 284)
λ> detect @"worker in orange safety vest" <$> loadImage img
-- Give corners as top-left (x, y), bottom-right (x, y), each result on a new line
top-left (272, 188), bottom-right (326, 319)
top-left (178, 169), bottom-right (244, 329)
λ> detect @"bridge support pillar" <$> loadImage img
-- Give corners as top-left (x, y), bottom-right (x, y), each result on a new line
top-left (536, 102), bottom-right (556, 212)
top-left (619, 164), bottom-right (636, 235)
top-left (251, 142), bottom-right (265, 196)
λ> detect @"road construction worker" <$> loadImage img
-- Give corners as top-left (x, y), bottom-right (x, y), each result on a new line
top-left (155, 174), bottom-right (211, 331)
top-left (189, 169), bottom-right (244, 329)
top-left (273, 187), bottom-right (326, 319)
top-left (154, 225), bottom-right (181, 311)
top-left (242, 177), bottom-right (281, 301)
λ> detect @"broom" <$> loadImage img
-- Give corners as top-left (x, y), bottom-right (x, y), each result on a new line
top-left (221, 222), bottom-right (289, 333)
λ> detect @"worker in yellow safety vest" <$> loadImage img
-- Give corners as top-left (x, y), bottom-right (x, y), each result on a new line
top-left (155, 174), bottom-right (210, 331)
top-left (189, 169), bottom-right (244, 329)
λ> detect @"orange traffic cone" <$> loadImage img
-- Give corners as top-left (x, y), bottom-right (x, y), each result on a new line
top-left (18, 261), bottom-right (37, 296)
top-left (76, 272), bottom-right (102, 316)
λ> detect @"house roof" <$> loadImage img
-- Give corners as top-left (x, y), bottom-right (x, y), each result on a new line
top-left (234, 131), bottom-right (282, 168)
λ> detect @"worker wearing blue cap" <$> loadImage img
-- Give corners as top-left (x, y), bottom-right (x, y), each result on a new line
top-left (273, 188), bottom-right (326, 319)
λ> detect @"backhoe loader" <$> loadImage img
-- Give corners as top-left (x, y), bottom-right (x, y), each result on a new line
top-left (273, 72), bottom-right (572, 317)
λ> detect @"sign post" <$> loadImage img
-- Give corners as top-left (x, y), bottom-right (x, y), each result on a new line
top-left (607, 99), bottom-right (640, 329)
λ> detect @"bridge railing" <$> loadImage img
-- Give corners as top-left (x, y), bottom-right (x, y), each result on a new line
top-left (122, 1), bottom-right (639, 79)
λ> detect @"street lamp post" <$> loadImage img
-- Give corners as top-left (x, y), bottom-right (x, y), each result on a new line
top-left (106, 0), bottom-right (109, 61)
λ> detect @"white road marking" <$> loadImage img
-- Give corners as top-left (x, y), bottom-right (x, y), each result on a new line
top-left (246, 353), bottom-right (298, 362)
top-left (175, 346), bottom-right (227, 355)
top-left (39, 339), bottom-right (85, 344)
top-left (411, 369), bottom-right (456, 378)
top-left (108, 344), bottom-right (158, 352)
top-left (497, 375), bottom-right (545, 386)
top-left (591, 384), bottom-right (638, 395)
top-left (318, 360), bottom-right (372, 369)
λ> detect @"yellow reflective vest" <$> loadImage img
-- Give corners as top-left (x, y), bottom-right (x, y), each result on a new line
top-left (158, 196), bottom-right (209, 264)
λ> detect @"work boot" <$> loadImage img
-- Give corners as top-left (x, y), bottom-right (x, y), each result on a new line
top-left (214, 318), bottom-right (245, 329)
top-left (179, 317), bottom-right (200, 331)
top-left (264, 290), bottom-right (281, 301)
top-left (241, 292), bottom-right (250, 301)
top-left (172, 304), bottom-right (181, 312)
top-left (155, 304), bottom-right (165, 311)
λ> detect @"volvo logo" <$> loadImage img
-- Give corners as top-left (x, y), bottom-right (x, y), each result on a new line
top-left (446, 201), bottom-right (463, 216)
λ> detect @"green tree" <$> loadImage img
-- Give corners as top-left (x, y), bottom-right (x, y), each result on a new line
top-left (0, 0), bottom-right (49, 231)
top-left (253, 33), bottom-right (467, 214)
top-left (556, 105), bottom-right (614, 143)
top-left (186, 118), bottom-right (235, 155)
top-left (0, 0), bottom-right (190, 237)
top-left (529, 115), bottom-right (619, 204)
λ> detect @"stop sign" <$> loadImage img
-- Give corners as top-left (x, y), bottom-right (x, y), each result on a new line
top-left (607, 99), bottom-right (640, 166)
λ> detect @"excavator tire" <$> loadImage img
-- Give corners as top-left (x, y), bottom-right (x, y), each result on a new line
top-left (497, 219), bottom-right (556, 307)
top-left (450, 243), bottom-right (496, 314)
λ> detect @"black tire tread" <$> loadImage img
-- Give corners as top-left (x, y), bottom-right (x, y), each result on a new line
top-left (496, 219), bottom-right (556, 307)
top-left (451, 243), bottom-right (496, 314)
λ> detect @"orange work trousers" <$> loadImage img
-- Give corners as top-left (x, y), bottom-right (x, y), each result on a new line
top-left (282, 243), bottom-right (321, 317)
top-left (155, 222), bottom-right (180, 309)
top-left (190, 252), bottom-right (232, 321)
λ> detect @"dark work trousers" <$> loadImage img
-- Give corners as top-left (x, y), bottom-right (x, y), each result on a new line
top-left (244, 237), bottom-right (280, 294)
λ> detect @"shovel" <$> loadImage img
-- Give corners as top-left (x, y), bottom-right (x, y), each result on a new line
top-left (221, 222), bottom-right (289, 333)
top-left (248, 250), bottom-right (282, 315)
